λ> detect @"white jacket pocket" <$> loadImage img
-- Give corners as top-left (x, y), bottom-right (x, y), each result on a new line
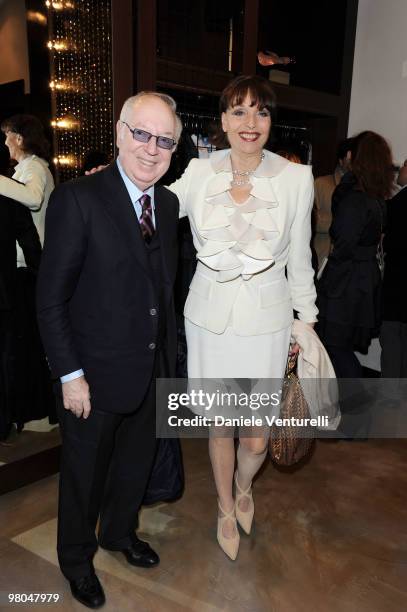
top-left (259, 279), bottom-right (290, 308)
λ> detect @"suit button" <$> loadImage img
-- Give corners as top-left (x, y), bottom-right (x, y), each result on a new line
top-left (148, 342), bottom-right (156, 350)
top-left (150, 308), bottom-right (157, 316)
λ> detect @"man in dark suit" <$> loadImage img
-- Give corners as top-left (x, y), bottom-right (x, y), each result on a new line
top-left (37, 92), bottom-right (181, 608)
top-left (1, 194), bottom-right (42, 439)
top-left (380, 160), bottom-right (407, 377)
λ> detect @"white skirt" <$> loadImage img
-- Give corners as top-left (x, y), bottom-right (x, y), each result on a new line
top-left (185, 319), bottom-right (291, 379)
top-left (185, 320), bottom-right (292, 421)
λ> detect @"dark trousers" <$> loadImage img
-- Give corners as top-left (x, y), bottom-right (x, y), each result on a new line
top-left (325, 345), bottom-right (363, 379)
top-left (326, 345), bottom-right (372, 437)
top-left (0, 328), bottom-right (14, 440)
top-left (56, 372), bottom-right (157, 581)
top-left (380, 321), bottom-right (407, 377)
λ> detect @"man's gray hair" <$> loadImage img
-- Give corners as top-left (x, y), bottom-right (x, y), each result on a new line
top-left (120, 91), bottom-right (183, 142)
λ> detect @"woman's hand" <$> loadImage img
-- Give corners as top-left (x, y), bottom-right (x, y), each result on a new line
top-left (289, 342), bottom-right (300, 356)
top-left (289, 322), bottom-right (315, 355)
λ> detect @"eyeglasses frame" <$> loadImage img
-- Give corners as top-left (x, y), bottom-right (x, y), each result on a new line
top-left (120, 121), bottom-right (177, 150)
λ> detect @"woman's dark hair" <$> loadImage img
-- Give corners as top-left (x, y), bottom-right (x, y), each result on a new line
top-left (213, 75), bottom-right (277, 148)
top-left (350, 131), bottom-right (394, 200)
top-left (219, 74), bottom-right (277, 118)
top-left (1, 114), bottom-right (50, 160)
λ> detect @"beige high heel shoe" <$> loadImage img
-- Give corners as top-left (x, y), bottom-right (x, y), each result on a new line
top-left (234, 472), bottom-right (254, 535)
top-left (217, 501), bottom-right (240, 561)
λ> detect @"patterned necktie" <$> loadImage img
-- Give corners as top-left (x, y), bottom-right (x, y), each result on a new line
top-left (139, 193), bottom-right (155, 243)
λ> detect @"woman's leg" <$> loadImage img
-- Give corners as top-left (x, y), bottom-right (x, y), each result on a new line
top-left (236, 434), bottom-right (268, 512)
top-left (237, 437), bottom-right (269, 486)
top-left (208, 430), bottom-right (236, 538)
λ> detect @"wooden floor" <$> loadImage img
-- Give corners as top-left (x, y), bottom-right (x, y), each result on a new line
top-left (0, 438), bottom-right (406, 611)
top-left (0, 422), bottom-right (60, 465)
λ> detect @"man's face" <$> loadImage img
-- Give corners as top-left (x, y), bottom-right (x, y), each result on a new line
top-left (397, 159), bottom-right (407, 187)
top-left (116, 96), bottom-right (176, 190)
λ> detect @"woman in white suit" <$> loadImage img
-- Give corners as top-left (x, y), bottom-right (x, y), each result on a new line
top-left (0, 114), bottom-right (54, 265)
top-left (169, 75), bottom-right (318, 560)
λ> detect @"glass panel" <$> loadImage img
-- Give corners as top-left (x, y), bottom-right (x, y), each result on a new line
top-left (157, 0), bottom-right (244, 74)
top-left (257, 0), bottom-right (347, 95)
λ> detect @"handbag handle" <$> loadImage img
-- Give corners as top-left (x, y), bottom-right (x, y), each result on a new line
top-left (285, 351), bottom-right (299, 377)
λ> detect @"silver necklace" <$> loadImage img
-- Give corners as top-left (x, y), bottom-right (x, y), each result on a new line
top-left (231, 152), bottom-right (265, 186)
top-left (231, 176), bottom-right (252, 187)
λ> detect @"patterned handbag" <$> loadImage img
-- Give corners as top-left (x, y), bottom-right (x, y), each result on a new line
top-left (269, 352), bottom-right (315, 466)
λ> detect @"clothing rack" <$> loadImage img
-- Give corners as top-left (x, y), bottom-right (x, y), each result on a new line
top-left (177, 111), bottom-right (218, 135)
top-left (273, 123), bottom-right (312, 164)
top-left (178, 111), bottom-right (218, 121)
top-left (177, 111), bottom-right (218, 157)
top-left (274, 123), bottom-right (308, 131)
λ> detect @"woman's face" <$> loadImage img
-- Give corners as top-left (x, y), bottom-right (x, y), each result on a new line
top-left (221, 93), bottom-right (271, 157)
top-left (4, 130), bottom-right (23, 161)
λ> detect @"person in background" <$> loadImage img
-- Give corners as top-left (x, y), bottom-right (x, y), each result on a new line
top-left (316, 131), bottom-right (394, 378)
top-left (0, 115), bottom-right (54, 265)
top-left (0, 194), bottom-right (42, 440)
top-left (276, 149), bottom-right (302, 163)
top-left (0, 115), bottom-right (56, 431)
top-left (277, 149), bottom-right (319, 272)
top-left (380, 159), bottom-right (407, 377)
top-left (313, 138), bottom-right (353, 266)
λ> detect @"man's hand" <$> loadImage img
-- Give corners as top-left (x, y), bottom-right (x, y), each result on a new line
top-left (62, 376), bottom-right (91, 419)
top-left (85, 165), bottom-right (108, 176)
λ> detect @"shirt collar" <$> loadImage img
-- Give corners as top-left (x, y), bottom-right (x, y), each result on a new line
top-left (116, 158), bottom-right (155, 205)
top-left (15, 154), bottom-right (37, 170)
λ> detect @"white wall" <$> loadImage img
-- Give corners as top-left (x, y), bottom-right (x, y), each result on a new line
top-left (0, 0), bottom-right (30, 93)
top-left (348, 0), bottom-right (407, 163)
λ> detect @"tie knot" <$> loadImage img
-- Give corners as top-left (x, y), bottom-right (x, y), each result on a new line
top-left (139, 193), bottom-right (151, 211)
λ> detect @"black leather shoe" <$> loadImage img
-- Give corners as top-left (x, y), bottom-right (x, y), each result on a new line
top-left (69, 574), bottom-right (105, 609)
top-left (121, 539), bottom-right (160, 568)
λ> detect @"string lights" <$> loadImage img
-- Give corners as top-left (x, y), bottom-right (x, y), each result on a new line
top-left (47, 40), bottom-right (69, 51)
top-left (51, 116), bottom-right (80, 129)
top-left (46, 0), bottom-right (113, 181)
top-left (27, 11), bottom-right (48, 25)
top-left (53, 155), bottom-right (76, 166)
top-left (46, 1), bottom-right (75, 10)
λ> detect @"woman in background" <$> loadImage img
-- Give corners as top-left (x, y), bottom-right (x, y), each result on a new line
top-left (317, 131), bottom-right (393, 378)
top-left (0, 194), bottom-right (42, 439)
top-left (0, 115), bottom-right (55, 431)
top-left (0, 114), bottom-right (54, 264)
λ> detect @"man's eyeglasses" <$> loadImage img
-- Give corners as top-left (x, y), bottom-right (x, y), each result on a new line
top-left (121, 121), bottom-right (177, 150)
